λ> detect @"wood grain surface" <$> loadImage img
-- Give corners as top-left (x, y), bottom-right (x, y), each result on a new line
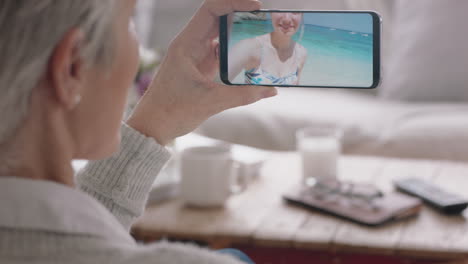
top-left (132, 153), bottom-right (468, 260)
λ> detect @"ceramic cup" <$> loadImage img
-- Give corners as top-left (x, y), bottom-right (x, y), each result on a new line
top-left (179, 145), bottom-right (243, 207)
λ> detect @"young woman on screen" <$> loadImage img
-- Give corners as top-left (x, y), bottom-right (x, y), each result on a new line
top-left (229, 12), bottom-right (308, 86)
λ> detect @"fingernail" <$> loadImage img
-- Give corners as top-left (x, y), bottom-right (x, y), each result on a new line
top-left (262, 88), bottom-right (278, 98)
top-left (252, 0), bottom-right (262, 7)
top-left (215, 45), bottom-right (220, 59)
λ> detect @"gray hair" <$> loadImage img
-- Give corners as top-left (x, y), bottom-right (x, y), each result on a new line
top-left (0, 0), bottom-right (117, 145)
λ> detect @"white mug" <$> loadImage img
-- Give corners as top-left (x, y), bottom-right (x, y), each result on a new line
top-left (179, 145), bottom-right (243, 207)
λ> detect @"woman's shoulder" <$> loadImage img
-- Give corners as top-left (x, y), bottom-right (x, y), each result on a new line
top-left (257, 33), bottom-right (270, 41)
top-left (244, 34), bottom-right (270, 48)
top-left (234, 36), bottom-right (263, 59)
top-left (296, 43), bottom-right (308, 56)
top-left (236, 36), bottom-right (263, 49)
top-left (295, 43), bottom-right (308, 66)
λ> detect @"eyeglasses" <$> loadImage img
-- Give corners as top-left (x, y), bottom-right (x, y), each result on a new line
top-left (304, 179), bottom-right (384, 211)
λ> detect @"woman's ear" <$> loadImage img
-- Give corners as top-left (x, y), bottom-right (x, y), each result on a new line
top-left (47, 28), bottom-right (86, 110)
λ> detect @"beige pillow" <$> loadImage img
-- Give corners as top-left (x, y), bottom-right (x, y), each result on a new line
top-left (376, 105), bottom-right (468, 162)
top-left (380, 0), bottom-right (468, 102)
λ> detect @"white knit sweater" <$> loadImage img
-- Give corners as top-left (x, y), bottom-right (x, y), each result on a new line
top-left (0, 124), bottom-right (244, 264)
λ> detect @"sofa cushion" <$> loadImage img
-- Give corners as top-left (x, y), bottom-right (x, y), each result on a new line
top-left (198, 89), bottom-right (468, 162)
top-left (353, 104), bottom-right (468, 161)
top-left (198, 89), bottom-right (394, 152)
top-left (381, 105), bottom-right (468, 161)
top-left (379, 0), bottom-right (468, 102)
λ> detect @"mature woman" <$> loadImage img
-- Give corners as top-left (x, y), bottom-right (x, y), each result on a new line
top-left (229, 12), bottom-right (308, 85)
top-left (0, 0), bottom-right (276, 263)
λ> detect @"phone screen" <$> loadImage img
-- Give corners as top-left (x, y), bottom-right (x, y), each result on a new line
top-left (220, 11), bottom-right (381, 88)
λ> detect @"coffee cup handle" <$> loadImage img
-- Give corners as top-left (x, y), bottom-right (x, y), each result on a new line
top-left (230, 160), bottom-right (246, 194)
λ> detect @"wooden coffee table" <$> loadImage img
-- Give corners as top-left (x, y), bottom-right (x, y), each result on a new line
top-left (132, 153), bottom-right (468, 263)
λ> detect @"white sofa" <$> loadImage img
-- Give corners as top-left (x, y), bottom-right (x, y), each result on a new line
top-left (197, 88), bottom-right (468, 162)
top-left (196, 0), bottom-right (468, 162)
top-left (139, 0), bottom-right (468, 162)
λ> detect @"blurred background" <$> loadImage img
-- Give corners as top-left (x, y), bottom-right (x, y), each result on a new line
top-left (133, 0), bottom-right (468, 163)
top-left (135, 0), bottom-right (393, 55)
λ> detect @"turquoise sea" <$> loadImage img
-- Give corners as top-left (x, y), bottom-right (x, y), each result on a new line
top-left (230, 20), bottom-right (374, 87)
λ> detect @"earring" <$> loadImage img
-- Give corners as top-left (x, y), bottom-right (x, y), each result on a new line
top-left (74, 94), bottom-right (82, 106)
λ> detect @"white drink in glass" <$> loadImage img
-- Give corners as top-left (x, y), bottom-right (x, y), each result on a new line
top-left (296, 126), bottom-right (342, 187)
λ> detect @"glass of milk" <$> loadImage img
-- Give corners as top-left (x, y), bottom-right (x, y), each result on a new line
top-left (296, 125), bottom-right (342, 187)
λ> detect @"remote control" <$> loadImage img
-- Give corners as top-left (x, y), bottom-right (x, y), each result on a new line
top-left (394, 178), bottom-right (468, 214)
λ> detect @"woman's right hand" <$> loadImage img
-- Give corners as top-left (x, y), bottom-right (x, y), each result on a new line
top-left (128, 0), bottom-right (277, 145)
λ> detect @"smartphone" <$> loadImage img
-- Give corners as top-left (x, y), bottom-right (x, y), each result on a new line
top-left (219, 10), bottom-right (381, 89)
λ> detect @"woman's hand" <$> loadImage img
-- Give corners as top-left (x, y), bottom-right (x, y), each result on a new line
top-left (128, 0), bottom-right (277, 145)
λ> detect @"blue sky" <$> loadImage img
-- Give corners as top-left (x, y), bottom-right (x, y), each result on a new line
top-left (303, 13), bottom-right (373, 34)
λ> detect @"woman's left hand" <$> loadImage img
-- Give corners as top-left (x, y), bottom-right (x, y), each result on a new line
top-left (128, 0), bottom-right (277, 145)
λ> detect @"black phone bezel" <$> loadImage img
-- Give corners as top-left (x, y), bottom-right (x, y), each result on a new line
top-left (219, 10), bottom-right (382, 89)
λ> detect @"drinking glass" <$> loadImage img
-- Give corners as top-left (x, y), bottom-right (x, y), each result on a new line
top-left (296, 125), bottom-right (342, 187)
